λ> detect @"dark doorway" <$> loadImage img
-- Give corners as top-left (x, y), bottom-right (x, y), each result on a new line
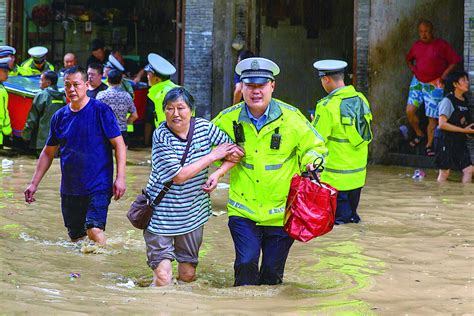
top-left (256, 0), bottom-right (354, 116)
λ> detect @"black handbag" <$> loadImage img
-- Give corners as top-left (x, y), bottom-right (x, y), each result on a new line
top-left (127, 118), bottom-right (195, 229)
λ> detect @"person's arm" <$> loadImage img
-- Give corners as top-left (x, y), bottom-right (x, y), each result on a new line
top-left (440, 64), bottom-right (457, 80)
top-left (133, 69), bottom-right (145, 84)
top-left (24, 145), bottom-right (58, 203)
top-left (233, 82), bottom-right (243, 104)
top-left (127, 111), bottom-right (138, 124)
top-left (127, 98), bottom-right (138, 124)
top-left (439, 115), bottom-right (474, 134)
top-left (109, 136), bottom-right (127, 200)
top-left (203, 160), bottom-right (236, 193)
top-left (173, 143), bottom-right (237, 184)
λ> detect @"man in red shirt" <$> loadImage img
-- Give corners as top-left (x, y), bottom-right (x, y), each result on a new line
top-left (405, 19), bottom-right (461, 156)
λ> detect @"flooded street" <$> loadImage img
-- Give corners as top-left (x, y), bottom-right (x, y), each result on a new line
top-left (1, 150), bottom-right (473, 314)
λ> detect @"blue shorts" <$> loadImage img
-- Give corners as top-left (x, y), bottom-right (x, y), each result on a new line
top-left (407, 76), bottom-right (444, 118)
top-left (61, 191), bottom-right (112, 240)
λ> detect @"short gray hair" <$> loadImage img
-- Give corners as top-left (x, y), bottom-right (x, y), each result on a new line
top-left (162, 87), bottom-right (195, 110)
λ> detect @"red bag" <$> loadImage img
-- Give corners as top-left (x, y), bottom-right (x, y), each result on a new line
top-left (284, 173), bottom-right (337, 242)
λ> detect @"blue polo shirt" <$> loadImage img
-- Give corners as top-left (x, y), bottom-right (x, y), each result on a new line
top-left (46, 98), bottom-right (121, 195)
top-left (246, 104), bottom-right (270, 131)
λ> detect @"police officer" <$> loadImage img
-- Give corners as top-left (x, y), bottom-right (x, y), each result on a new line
top-left (19, 46), bottom-right (55, 76)
top-left (212, 57), bottom-right (327, 286)
top-left (0, 46), bottom-right (20, 76)
top-left (144, 53), bottom-right (178, 127)
top-left (0, 57), bottom-right (12, 147)
top-left (312, 59), bottom-right (373, 225)
top-left (104, 54), bottom-right (134, 99)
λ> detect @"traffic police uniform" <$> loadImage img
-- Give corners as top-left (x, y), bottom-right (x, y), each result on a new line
top-left (213, 57), bottom-right (327, 286)
top-left (19, 46), bottom-right (55, 76)
top-left (312, 59), bottom-right (373, 224)
top-left (144, 53), bottom-right (178, 127)
top-left (0, 57), bottom-right (12, 146)
top-left (0, 46), bottom-right (20, 76)
top-left (104, 54), bottom-right (134, 99)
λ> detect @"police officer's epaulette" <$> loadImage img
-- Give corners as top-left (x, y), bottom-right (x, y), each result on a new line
top-left (221, 102), bottom-right (244, 115)
top-left (273, 98), bottom-right (297, 112)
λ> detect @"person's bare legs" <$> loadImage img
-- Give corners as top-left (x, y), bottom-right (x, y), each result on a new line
top-left (406, 104), bottom-right (424, 140)
top-left (178, 262), bottom-right (196, 282)
top-left (437, 169), bottom-right (450, 182)
top-left (86, 227), bottom-right (106, 245)
top-left (152, 259), bottom-right (173, 286)
top-left (462, 165), bottom-right (473, 184)
top-left (426, 117), bottom-right (437, 148)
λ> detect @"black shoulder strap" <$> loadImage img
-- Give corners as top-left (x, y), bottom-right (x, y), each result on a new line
top-left (150, 117), bottom-right (196, 206)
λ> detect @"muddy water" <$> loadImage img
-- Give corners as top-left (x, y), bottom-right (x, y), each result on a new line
top-left (1, 150), bottom-right (473, 314)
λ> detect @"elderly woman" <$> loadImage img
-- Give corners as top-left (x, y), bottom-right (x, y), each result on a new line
top-left (144, 87), bottom-right (242, 286)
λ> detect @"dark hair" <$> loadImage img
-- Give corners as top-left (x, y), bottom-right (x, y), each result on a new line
top-left (108, 69), bottom-right (122, 84)
top-left (162, 87), bottom-right (195, 110)
top-left (418, 19), bottom-right (433, 30)
top-left (42, 70), bottom-right (58, 85)
top-left (88, 63), bottom-right (103, 75)
top-left (63, 66), bottom-right (88, 82)
top-left (238, 50), bottom-right (255, 61)
top-left (156, 73), bottom-right (170, 81)
top-left (91, 38), bottom-right (104, 51)
top-left (328, 72), bottom-right (344, 81)
top-left (443, 71), bottom-right (469, 95)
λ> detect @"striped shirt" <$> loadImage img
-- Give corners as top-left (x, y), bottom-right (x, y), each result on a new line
top-left (146, 117), bottom-right (232, 236)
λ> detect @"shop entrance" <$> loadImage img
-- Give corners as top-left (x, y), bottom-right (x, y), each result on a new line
top-left (256, 0), bottom-right (354, 116)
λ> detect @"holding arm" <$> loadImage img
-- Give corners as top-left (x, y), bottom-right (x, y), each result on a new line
top-left (24, 145), bottom-right (58, 203)
top-left (439, 115), bottom-right (474, 134)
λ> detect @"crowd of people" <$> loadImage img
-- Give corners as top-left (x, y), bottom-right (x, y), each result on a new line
top-left (0, 17), bottom-right (470, 288)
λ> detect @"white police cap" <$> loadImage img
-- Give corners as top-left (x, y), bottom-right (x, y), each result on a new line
top-left (0, 46), bottom-right (16, 57)
top-left (313, 59), bottom-right (347, 78)
top-left (236, 57), bottom-right (280, 84)
top-left (144, 53), bottom-right (176, 76)
top-left (28, 46), bottom-right (48, 58)
top-left (0, 57), bottom-right (12, 70)
top-left (104, 54), bottom-right (125, 72)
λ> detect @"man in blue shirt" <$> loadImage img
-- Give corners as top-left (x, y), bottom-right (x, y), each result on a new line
top-left (24, 66), bottom-right (127, 246)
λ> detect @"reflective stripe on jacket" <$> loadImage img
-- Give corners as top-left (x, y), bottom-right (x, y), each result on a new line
top-left (213, 99), bottom-right (327, 226)
top-left (312, 85), bottom-right (373, 191)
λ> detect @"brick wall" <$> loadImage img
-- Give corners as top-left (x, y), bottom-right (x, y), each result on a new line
top-left (354, 0), bottom-right (370, 94)
top-left (183, 0), bottom-right (214, 119)
top-left (0, 0), bottom-right (6, 45)
top-left (465, 0), bottom-right (474, 104)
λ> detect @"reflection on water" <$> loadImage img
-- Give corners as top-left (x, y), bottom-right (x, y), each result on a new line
top-left (0, 152), bottom-right (473, 314)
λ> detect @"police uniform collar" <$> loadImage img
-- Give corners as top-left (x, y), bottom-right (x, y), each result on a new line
top-left (238, 99), bottom-right (282, 126)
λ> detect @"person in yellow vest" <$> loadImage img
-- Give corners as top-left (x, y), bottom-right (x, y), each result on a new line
top-left (145, 53), bottom-right (178, 127)
top-left (0, 57), bottom-right (13, 147)
top-left (211, 57), bottom-right (327, 286)
top-left (103, 54), bottom-right (134, 99)
top-left (311, 59), bottom-right (373, 225)
top-left (19, 46), bottom-right (55, 76)
top-left (142, 53), bottom-right (178, 146)
top-left (0, 46), bottom-right (20, 76)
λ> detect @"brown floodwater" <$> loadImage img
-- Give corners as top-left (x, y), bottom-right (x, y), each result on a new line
top-left (0, 149), bottom-right (473, 314)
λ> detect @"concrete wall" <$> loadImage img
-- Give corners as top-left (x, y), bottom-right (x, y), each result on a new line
top-left (367, 0), bottom-right (464, 161)
top-left (354, 0), bottom-right (370, 93)
top-left (0, 0), bottom-right (6, 45)
top-left (184, 0), bottom-right (214, 119)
